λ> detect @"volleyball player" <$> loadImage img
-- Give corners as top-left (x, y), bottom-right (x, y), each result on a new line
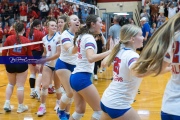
top-left (55, 14), bottom-right (80, 120)
top-left (26, 19), bottom-right (45, 98)
top-left (132, 13), bottom-right (180, 120)
top-left (2, 22), bottom-right (32, 113)
top-left (54, 15), bottom-right (68, 111)
top-left (100, 24), bottom-right (144, 120)
top-left (69, 15), bottom-right (111, 120)
top-left (37, 19), bottom-right (61, 116)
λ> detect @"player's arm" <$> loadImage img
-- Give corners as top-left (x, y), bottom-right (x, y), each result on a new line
top-left (62, 38), bottom-right (77, 54)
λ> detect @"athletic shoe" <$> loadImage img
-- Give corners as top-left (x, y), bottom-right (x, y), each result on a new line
top-left (65, 112), bottom-right (70, 119)
top-left (94, 75), bottom-right (98, 80)
top-left (30, 91), bottom-right (35, 98)
top-left (33, 90), bottom-right (40, 101)
top-left (3, 102), bottom-right (11, 112)
top-left (17, 105), bottom-right (28, 113)
top-left (57, 108), bottom-right (68, 120)
top-left (99, 69), bottom-right (103, 73)
top-left (37, 106), bottom-right (46, 117)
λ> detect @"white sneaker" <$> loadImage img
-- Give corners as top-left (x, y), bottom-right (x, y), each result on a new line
top-left (102, 68), bottom-right (106, 71)
top-left (99, 69), bottom-right (103, 73)
top-left (54, 100), bottom-right (60, 111)
top-left (94, 75), bottom-right (98, 80)
top-left (17, 104), bottom-right (28, 113)
top-left (33, 90), bottom-right (40, 101)
top-left (37, 106), bottom-right (46, 117)
top-left (30, 91), bottom-right (35, 98)
top-left (3, 102), bottom-right (11, 112)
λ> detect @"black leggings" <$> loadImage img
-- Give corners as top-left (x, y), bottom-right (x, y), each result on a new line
top-left (94, 40), bottom-right (103, 74)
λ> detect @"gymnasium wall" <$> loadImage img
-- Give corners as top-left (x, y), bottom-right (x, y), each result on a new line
top-left (97, 0), bottom-right (142, 15)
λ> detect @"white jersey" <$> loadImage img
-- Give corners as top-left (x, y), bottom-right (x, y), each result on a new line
top-left (73, 34), bottom-right (97, 74)
top-left (162, 33), bottom-right (180, 116)
top-left (42, 32), bottom-right (61, 67)
top-left (59, 30), bottom-right (77, 65)
top-left (101, 47), bottom-right (142, 109)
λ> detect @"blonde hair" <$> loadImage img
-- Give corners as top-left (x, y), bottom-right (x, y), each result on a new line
top-left (132, 13), bottom-right (180, 75)
top-left (106, 24), bottom-right (142, 66)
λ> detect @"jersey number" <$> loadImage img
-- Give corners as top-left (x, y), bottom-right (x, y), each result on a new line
top-left (13, 44), bottom-right (22, 53)
top-left (114, 57), bottom-right (121, 74)
top-left (48, 45), bottom-right (51, 51)
top-left (173, 41), bottom-right (180, 63)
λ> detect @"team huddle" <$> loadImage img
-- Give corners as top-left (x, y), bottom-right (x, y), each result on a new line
top-left (1, 13), bottom-right (180, 120)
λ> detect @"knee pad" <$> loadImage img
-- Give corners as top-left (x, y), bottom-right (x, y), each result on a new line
top-left (41, 88), bottom-right (48, 95)
top-left (8, 83), bottom-right (14, 88)
top-left (56, 87), bottom-right (62, 94)
top-left (72, 112), bottom-right (84, 120)
top-left (60, 86), bottom-right (66, 94)
top-left (61, 94), bottom-right (72, 104)
top-left (92, 111), bottom-right (102, 120)
top-left (17, 86), bottom-right (24, 91)
top-left (30, 74), bottom-right (36, 79)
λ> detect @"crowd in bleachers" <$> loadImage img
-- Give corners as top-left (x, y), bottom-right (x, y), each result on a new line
top-left (0, 0), bottom-right (95, 45)
top-left (141, 0), bottom-right (180, 35)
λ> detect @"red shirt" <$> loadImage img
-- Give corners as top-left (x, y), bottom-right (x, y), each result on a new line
top-left (54, 8), bottom-right (60, 18)
top-left (4, 26), bottom-right (10, 36)
top-left (19, 6), bottom-right (27, 16)
top-left (42, 26), bottom-right (48, 35)
top-left (2, 35), bottom-right (32, 56)
top-left (8, 29), bottom-right (16, 35)
top-left (0, 28), bottom-right (4, 39)
top-left (28, 10), bottom-right (38, 19)
top-left (26, 28), bottom-right (45, 51)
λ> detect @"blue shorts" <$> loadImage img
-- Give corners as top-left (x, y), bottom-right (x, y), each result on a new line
top-left (70, 72), bottom-right (92, 92)
top-left (100, 102), bottom-right (131, 119)
top-left (55, 59), bottom-right (76, 72)
top-left (161, 111), bottom-right (180, 120)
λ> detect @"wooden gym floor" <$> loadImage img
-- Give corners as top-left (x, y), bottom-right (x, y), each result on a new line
top-left (0, 64), bottom-right (170, 120)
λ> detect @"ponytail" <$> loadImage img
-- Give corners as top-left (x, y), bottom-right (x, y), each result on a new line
top-left (106, 42), bottom-right (121, 66)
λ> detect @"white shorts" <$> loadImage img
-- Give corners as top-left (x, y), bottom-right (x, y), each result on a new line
top-left (20, 16), bottom-right (27, 22)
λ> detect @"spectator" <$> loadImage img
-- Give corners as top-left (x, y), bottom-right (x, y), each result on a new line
top-left (26, 18), bottom-right (33, 29)
top-left (13, 1), bottom-right (19, 20)
top-left (54, 5), bottom-right (60, 19)
top-left (3, 2), bottom-right (9, 12)
top-left (28, 8), bottom-right (38, 21)
top-left (158, 1), bottom-right (165, 13)
top-left (8, 6), bottom-right (14, 26)
top-left (30, 0), bottom-right (39, 14)
top-left (49, 0), bottom-right (57, 9)
top-left (72, 3), bottom-right (79, 16)
top-left (140, 8), bottom-right (150, 22)
top-left (151, 0), bottom-right (160, 5)
top-left (107, 15), bottom-right (121, 50)
top-left (19, 1), bottom-right (28, 22)
top-left (167, 2), bottom-right (177, 19)
top-left (150, 22), bottom-right (158, 34)
top-left (39, 1), bottom-right (49, 19)
top-left (144, 0), bottom-right (151, 14)
top-left (140, 17), bottom-right (151, 50)
top-left (157, 12), bottom-right (166, 27)
top-left (81, 9), bottom-right (88, 23)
